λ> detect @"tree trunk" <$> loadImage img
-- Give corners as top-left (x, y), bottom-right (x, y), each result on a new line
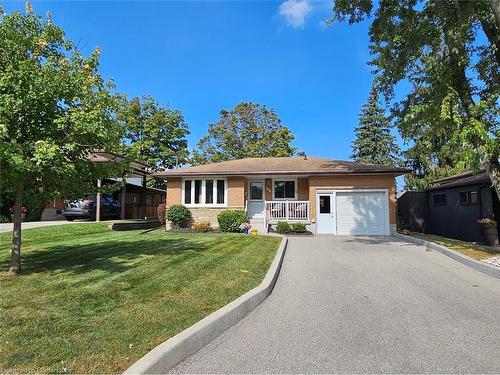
top-left (490, 0), bottom-right (500, 31)
top-left (479, 17), bottom-right (500, 66)
top-left (486, 159), bottom-right (500, 203)
top-left (9, 180), bottom-right (24, 275)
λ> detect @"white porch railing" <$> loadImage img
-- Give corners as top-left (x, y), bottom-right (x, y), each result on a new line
top-left (265, 200), bottom-right (309, 222)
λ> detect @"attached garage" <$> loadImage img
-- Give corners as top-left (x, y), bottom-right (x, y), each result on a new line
top-left (316, 190), bottom-right (390, 235)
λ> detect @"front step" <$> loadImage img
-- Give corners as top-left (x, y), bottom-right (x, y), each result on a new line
top-left (248, 219), bottom-right (267, 234)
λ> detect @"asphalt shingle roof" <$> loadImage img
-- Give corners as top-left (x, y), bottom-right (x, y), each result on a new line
top-left (153, 157), bottom-right (409, 178)
top-left (429, 170), bottom-right (490, 190)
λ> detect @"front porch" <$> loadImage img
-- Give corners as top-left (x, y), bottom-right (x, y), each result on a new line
top-left (245, 178), bottom-right (310, 229)
top-left (245, 199), bottom-right (310, 234)
top-left (265, 200), bottom-right (310, 223)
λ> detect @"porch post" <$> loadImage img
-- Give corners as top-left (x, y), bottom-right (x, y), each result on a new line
top-left (142, 174), bottom-right (147, 220)
top-left (285, 200), bottom-right (289, 221)
top-left (96, 179), bottom-right (102, 222)
top-left (121, 180), bottom-right (126, 220)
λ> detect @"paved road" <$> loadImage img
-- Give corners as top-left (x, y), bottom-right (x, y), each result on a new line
top-left (0, 220), bottom-right (94, 233)
top-left (172, 236), bottom-right (500, 374)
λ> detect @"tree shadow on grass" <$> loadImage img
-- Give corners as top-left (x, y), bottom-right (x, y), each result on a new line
top-left (6, 236), bottom-right (209, 276)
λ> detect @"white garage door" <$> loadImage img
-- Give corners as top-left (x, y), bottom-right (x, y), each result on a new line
top-left (336, 191), bottom-right (389, 235)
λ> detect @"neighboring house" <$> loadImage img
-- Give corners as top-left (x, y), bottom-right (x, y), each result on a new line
top-left (397, 170), bottom-right (500, 243)
top-left (154, 156), bottom-right (408, 235)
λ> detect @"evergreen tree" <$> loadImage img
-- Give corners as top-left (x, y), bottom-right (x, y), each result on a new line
top-left (351, 90), bottom-right (400, 166)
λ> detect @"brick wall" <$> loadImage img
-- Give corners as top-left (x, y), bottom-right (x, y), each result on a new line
top-left (165, 176), bottom-right (245, 229)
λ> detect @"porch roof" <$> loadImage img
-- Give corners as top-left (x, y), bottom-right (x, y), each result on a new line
top-left (154, 156), bottom-right (409, 178)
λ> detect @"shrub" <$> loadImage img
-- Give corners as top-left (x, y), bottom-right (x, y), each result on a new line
top-left (157, 204), bottom-right (167, 224)
top-left (193, 221), bottom-right (211, 232)
top-left (478, 218), bottom-right (497, 226)
top-left (291, 223), bottom-right (307, 233)
top-left (397, 215), bottom-right (409, 231)
top-left (166, 204), bottom-right (191, 228)
top-left (276, 221), bottom-right (291, 234)
top-left (217, 209), bottom-right (246, 232)
top-left (0, 214), bottom-right (10, 223)
top-left (23, 190), bottom-right (46, 222)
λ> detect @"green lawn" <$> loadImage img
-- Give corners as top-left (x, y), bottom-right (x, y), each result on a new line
top-left (409, 231), bottom-right (498, 260)
top-left (0, 223), bottom-right (281, 374)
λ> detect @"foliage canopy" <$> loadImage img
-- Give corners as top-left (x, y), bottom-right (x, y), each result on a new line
top-left (191, 102), bottom-right (298, 165)
top-left (0, 5), bottom-right (126, 273)
top-left (330, 0), bottom-right (499, 191)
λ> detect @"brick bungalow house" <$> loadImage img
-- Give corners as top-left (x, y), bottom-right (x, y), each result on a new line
top-left (154, 156), bottom-right (408, 235)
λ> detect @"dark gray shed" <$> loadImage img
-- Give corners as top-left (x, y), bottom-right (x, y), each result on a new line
top-left (397, 171), bottom-right (500, 243)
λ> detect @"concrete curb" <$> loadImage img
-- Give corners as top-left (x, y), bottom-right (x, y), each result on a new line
top-left (123, 237), bottom-right (288, 374)
top-left (393, 233), bottom-right (500, 279)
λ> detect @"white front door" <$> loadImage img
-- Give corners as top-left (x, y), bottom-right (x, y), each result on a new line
top-left (247, 180), bottom-right (265, 218)
top-left (316, 192), bottom-right (336, 234)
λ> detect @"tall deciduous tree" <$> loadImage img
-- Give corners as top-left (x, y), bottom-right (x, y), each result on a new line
top-left (329, 0), bottom-right (499, 192)
top-left (118, 96), bottom-right (190, 170)
top-left (191, 102), bottom-right (298, 165)
top-left (351, 89), bottom-right (400, 166)
top-left (0, 5), bottom-right (125, 274)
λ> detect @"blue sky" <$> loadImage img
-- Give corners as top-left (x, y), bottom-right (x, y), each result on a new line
top-left (4, 1), bottom-right (398, 160)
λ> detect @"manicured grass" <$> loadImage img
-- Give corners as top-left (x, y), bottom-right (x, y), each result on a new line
top-left (0, 224), bottom-right (281, 374)
top-left (409, 232), bottom-right (498, 260)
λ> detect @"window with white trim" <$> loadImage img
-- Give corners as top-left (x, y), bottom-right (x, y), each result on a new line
top-left (183, 178), bottom-right (226, 207)
top-left (273, 180), bottom-right (296, 199)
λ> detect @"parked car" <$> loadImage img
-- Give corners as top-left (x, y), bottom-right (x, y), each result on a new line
top-left (62, 195), bottom-right (121, 221)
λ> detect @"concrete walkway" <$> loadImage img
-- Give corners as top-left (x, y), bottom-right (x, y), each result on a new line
top-left (172, 236), bottom-right (500, 374)
top-left (0, 220), bottom-right (94, 233)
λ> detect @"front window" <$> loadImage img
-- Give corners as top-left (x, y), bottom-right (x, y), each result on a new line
top-left (183, 178), bottom-right (226, 206)
top-left (274, 180), bottom-right (295, 199)
top-left (217, 180), bottom-right (225, 204)
top-left (205, 180), bottom-right (213, 204)
top-left (184, 180), bottom-right (192, 204)
top-left (194, 180), bottom-right (202, 204)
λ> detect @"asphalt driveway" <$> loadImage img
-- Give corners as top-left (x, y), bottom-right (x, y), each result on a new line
top-left (172, 236), bottom-right (500, 374)
top-left (0, 220), bottom-right (94, 233)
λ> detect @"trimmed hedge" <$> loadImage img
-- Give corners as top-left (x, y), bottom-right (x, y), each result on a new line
top-left (217, 209), bottom-right (246, 232)
top-left (22, 190), bottom-right (46, 222)
top-left (291, 223), bottom-right (307, 233)
top-left (166, 204), bottom-right (191, 228)
top-left (276, 221), bottom-right (292, 234)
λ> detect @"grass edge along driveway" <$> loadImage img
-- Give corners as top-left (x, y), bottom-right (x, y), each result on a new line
top-left (0, 223), bottom-right (281, 374)
top-left (409, 231), bottom-right (498, 260)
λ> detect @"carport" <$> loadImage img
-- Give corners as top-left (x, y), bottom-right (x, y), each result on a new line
top-left (85, 152), bottom-right (164, 221)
